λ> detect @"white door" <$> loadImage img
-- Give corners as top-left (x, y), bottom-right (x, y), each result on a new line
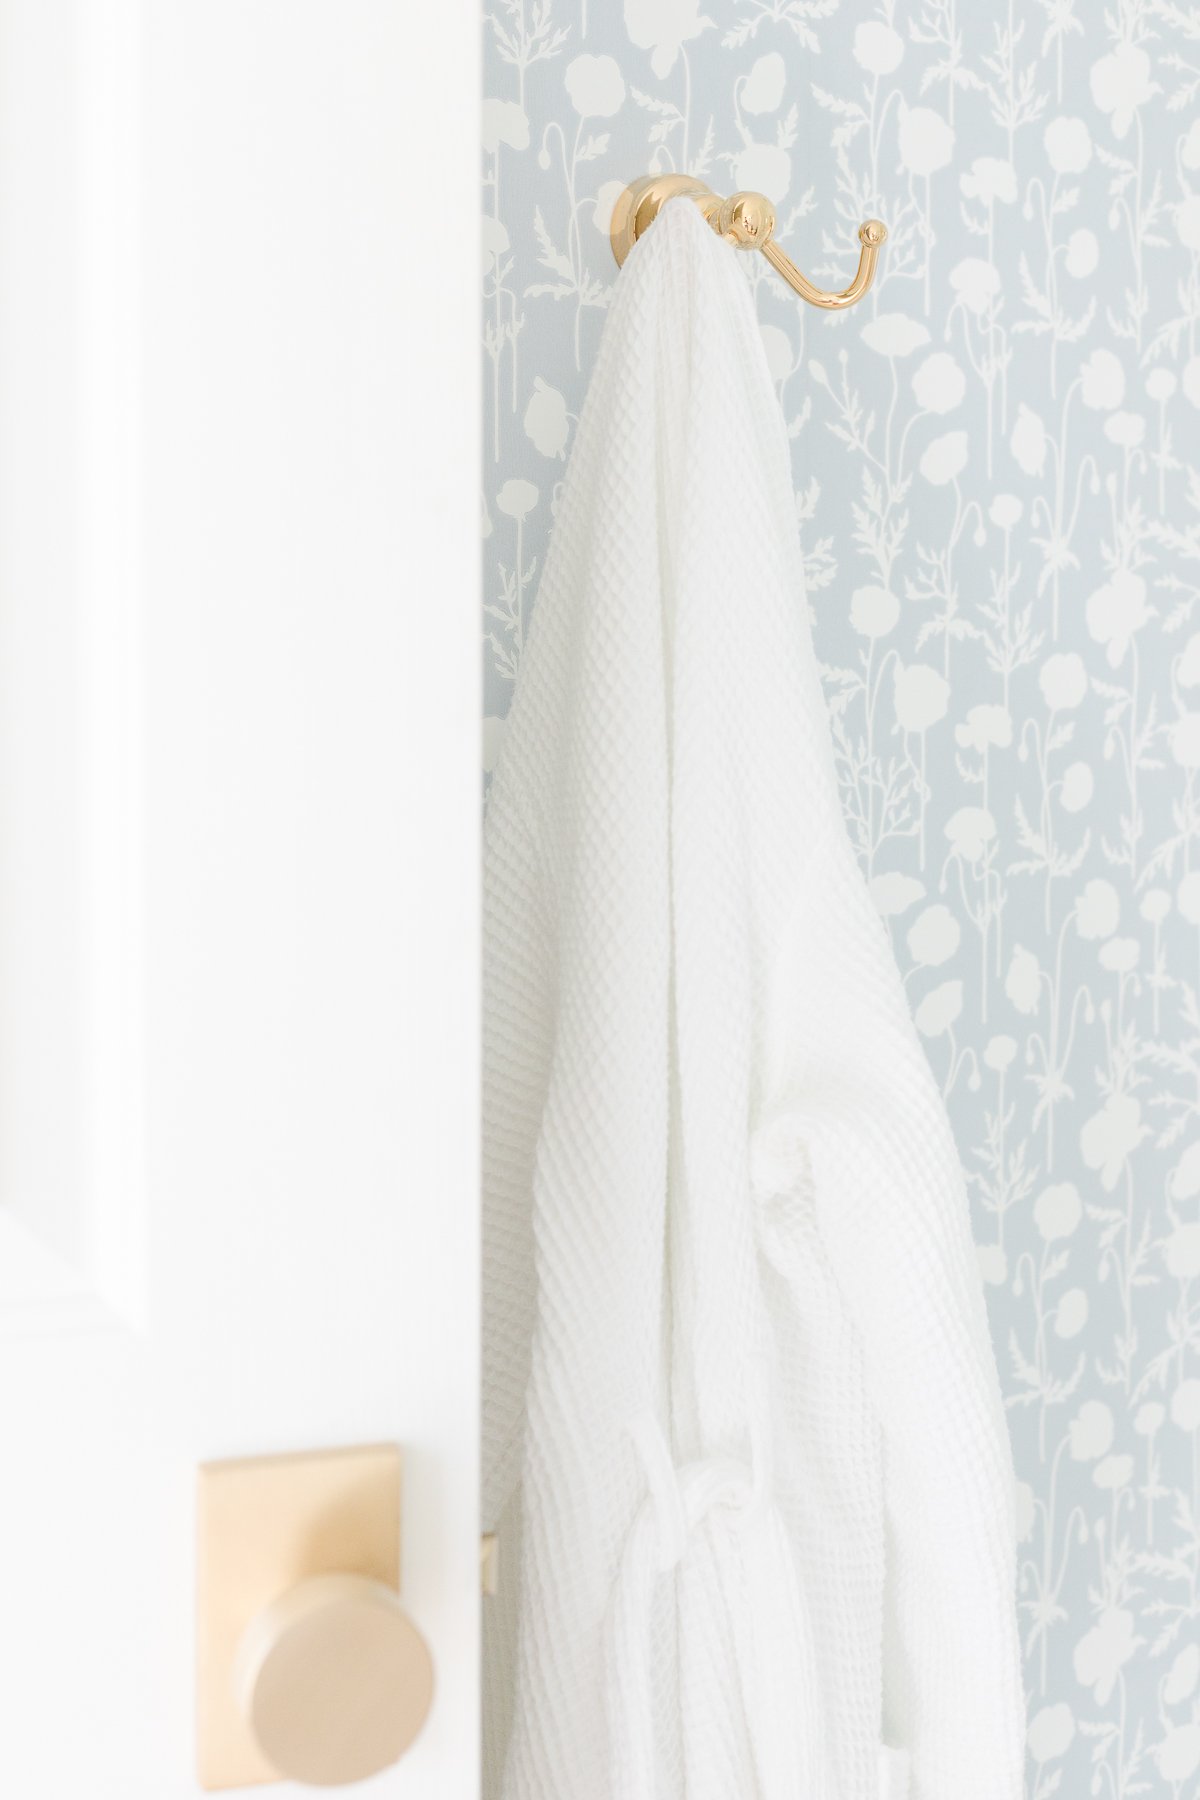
top-left (0, 4), bottom-right (479, 1796)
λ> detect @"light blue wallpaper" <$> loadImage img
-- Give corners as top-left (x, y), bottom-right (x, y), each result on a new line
top-left (482, 3), bottom-right (1200, 1792)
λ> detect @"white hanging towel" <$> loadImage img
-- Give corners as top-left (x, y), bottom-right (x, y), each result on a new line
top-left (483, 198), bottom-right (1024, 1800)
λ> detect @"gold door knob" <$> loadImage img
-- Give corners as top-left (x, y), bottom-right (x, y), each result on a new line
top-left (232, 1572), bottom-right (434, 1787)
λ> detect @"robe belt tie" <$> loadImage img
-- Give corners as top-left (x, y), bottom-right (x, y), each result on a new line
top-left (604, 1382), bottom-right (825, 1799)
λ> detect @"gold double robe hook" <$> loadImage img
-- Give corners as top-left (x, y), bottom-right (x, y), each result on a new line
top-left (609, 174), bottom-right (887, 311)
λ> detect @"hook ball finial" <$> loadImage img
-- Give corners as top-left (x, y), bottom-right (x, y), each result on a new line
top-left (718, 191), bottom-right (776, 249)
top-left (859, 219), bottom-right (888, 248)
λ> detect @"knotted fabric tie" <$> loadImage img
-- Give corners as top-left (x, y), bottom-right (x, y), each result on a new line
top-left (604, 1383), bottom-right (825, 1799)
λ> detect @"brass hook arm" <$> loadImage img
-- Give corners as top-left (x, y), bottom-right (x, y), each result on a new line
top-left (609, 174), bottom-right (887, 312)
top-left (761, 220), bottom-right (887, 311)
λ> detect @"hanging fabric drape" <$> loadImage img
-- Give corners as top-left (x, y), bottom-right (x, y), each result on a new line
top-left (482, 197), bottom-right (1024, 1800)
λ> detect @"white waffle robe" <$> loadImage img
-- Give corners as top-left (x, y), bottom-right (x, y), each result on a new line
top-left (482, 198), bottom-right (1025, 1800)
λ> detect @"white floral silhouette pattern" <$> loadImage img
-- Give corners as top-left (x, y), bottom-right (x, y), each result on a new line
top-left (483, 3), bottom-right (1200, 1793)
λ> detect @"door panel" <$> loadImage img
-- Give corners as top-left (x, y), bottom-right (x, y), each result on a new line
top-left (0, 4), bottom-right (479, 1794)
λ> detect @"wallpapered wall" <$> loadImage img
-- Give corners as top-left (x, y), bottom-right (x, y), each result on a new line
top-left (482, 2), bottom-right (1200, 1793)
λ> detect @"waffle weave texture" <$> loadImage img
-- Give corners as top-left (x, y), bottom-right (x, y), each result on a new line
top-left (482, 198), bottom-right (1025, 1800)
